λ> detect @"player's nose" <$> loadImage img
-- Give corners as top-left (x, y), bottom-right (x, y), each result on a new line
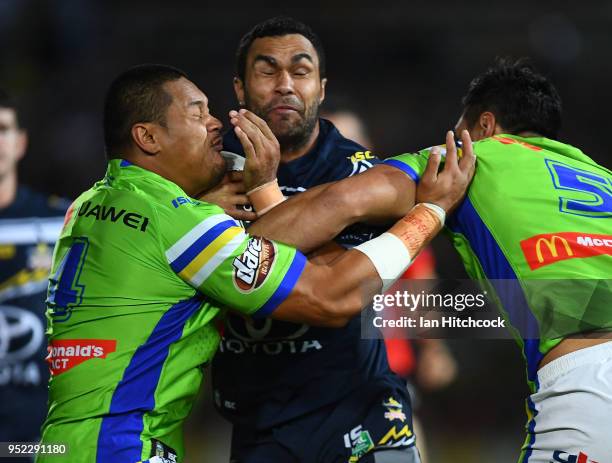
top-left (274, 70), bottom-right (295, 95)
top-left (208, 115), bottom-right (223, 133)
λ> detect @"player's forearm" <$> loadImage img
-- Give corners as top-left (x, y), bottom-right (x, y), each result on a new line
top-left (272, 251), bottom-right (379, 327)
top-left (249, 165), bottom-right (416, 253)
top-left (271, 203), bottom-right (443, 327)
top-left (247, 181), bottom-right (335, 251)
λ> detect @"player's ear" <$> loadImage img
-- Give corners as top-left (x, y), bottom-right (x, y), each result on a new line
top-left (131, 123), bottom-right (161, 156)
top-left (478, 112), bottom-right (497, 139)
top-left (233, 77), bottom-right (245, 107)
top-left (319, 78), bottom-right (327, 104)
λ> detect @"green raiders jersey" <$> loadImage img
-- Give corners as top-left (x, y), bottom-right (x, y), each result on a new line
top-left (38, 159), bottom-right (305, 462)
top-left (385, 135), bottom-right (612, 385)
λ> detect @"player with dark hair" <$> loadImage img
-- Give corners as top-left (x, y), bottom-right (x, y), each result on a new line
top-left (37, 64), bottom-right (472, 462)
top-left (460, 58), bottom-right (561, 139)
top-left (235, 15), bottom-right (326, 89)
top-left (103, 64), bottom-right (189, 158)
top-left (249, 58), bottom-right (612, 462)
top-left (208, 16), bottom-right (427, 463)
top-left (0, 89), bottom-right (70, 449)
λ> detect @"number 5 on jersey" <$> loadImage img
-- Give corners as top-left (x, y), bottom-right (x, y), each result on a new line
top-left (546, 159), bottom-right (612, 218)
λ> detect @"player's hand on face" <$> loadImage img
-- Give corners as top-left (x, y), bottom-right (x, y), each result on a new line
top-left (229, 109), bottom-right (280, 192)
top-left (416, 129), bottom-right (476, 213)
top-left (199, 170), bottom-right (258, 221)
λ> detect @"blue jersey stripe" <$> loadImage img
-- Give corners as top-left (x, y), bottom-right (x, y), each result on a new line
top-left (447, 197), bottom-right (543, 382)
top-left (384, 159), bottom-right (420, 183)
top-left (253, 250), bottom-right (307, 318)
top-left (119, 159), bottom-right (132, 167)
top-left (96, 295), bottom-right (204, 462)
top-left (170, 220), bottom-right (236, 273)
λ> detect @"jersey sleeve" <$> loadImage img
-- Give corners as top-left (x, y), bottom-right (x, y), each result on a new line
top-left (383, 148), bottom-right (430, 183)
top-left (159, 200), bottom-right (306, 318)
top-left (339, 150), bottom-right (382, 179)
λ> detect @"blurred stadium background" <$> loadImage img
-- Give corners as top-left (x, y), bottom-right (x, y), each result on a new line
top-left (2, 1), bottom-right (610, 461)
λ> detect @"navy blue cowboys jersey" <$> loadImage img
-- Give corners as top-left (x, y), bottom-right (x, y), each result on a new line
top-left (0, 186), bottom-right (69, 441)
top-left (213, 118), bottom-right (396, 429)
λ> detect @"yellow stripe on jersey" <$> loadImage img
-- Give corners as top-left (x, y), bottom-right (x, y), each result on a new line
top-left (178, 226), bottom-right (243, 283)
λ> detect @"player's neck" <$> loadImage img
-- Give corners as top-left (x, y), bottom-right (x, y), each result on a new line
top-left (0, 170), bottom-right (18, 209)
top-left (515, 130), bottom-right (543, 138)
top-left (280, 123), bottom-right (320, 163)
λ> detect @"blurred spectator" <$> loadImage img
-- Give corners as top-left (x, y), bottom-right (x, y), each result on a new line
top-left (0, 89), bottom-right (69, 446)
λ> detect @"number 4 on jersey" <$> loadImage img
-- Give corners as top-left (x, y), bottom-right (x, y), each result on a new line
top-left (47, 237), bottom-right (89, 321)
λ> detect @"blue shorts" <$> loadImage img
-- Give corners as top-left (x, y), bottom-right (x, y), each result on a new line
top-left (229, 376), bottom-right (421, 463)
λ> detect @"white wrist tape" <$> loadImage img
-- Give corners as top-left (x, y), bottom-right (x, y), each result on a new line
top-left (220, 151), bottom-right (245, 171)
top-left (354, 232), bottom-right (412, 292)
top-left (419, 202), bottom-right (446, 224)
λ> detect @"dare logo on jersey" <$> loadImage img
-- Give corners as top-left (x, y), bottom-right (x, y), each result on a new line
top-left (232, 237), bottom-right (276, 292)
top-left (47, 339), bottom-right (117, 375)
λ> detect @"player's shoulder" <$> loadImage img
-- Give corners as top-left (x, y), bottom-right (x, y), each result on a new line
top-left (472, 134), bottom-right (549, 156)
top-left (76, 163), bottom-right (228, 236)
top-left (135, 177), bottom-right (234, 238)
top-left (134, 178), bottom-right (229, 233)
top-left (318, 119), bottom-right (382, 178)
top-left (105, 161), bottom-right (220, 216)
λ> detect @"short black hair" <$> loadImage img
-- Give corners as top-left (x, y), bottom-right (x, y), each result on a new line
top-left (461, 58), bottom-right (562, 139)
top-left (103, 64), bottom-right (188, 158)
top-left (235, 16), bottom-right (326, 81)
top-left (0, 88), bottom-right (21, 128)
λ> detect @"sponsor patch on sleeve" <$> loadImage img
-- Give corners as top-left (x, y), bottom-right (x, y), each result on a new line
top-left (232, 237), bottom-right (276, 292)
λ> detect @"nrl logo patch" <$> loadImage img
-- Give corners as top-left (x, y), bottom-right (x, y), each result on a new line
top-left (233, 237), bottom-right (276, 292)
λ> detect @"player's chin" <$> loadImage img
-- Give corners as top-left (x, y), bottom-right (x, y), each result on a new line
top-left (270, 116), bottom-right (303, 135)
top-left (207, 149), bottom-right (226, 175)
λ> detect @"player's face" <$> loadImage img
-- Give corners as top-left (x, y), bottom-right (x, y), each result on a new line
top-left (237, 34), bottom-right (327, 149)
top-left (0, 108), bottom-right (26, 180)
top-left (158, 78), bottom-right (225, 196)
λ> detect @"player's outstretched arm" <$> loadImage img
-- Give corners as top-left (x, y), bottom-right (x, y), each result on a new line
top-left (164, 195), bottom-right (444, 327)
top-left (271, 200), bottom-right (445, 326)
top-left (249, 130), bottom-right (475, 253)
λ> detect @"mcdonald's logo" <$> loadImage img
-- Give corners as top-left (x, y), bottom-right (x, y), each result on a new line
top-left (535, 235), bottom-right (574, 263)
top-left (520, 232), bottom-right (612, 270)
